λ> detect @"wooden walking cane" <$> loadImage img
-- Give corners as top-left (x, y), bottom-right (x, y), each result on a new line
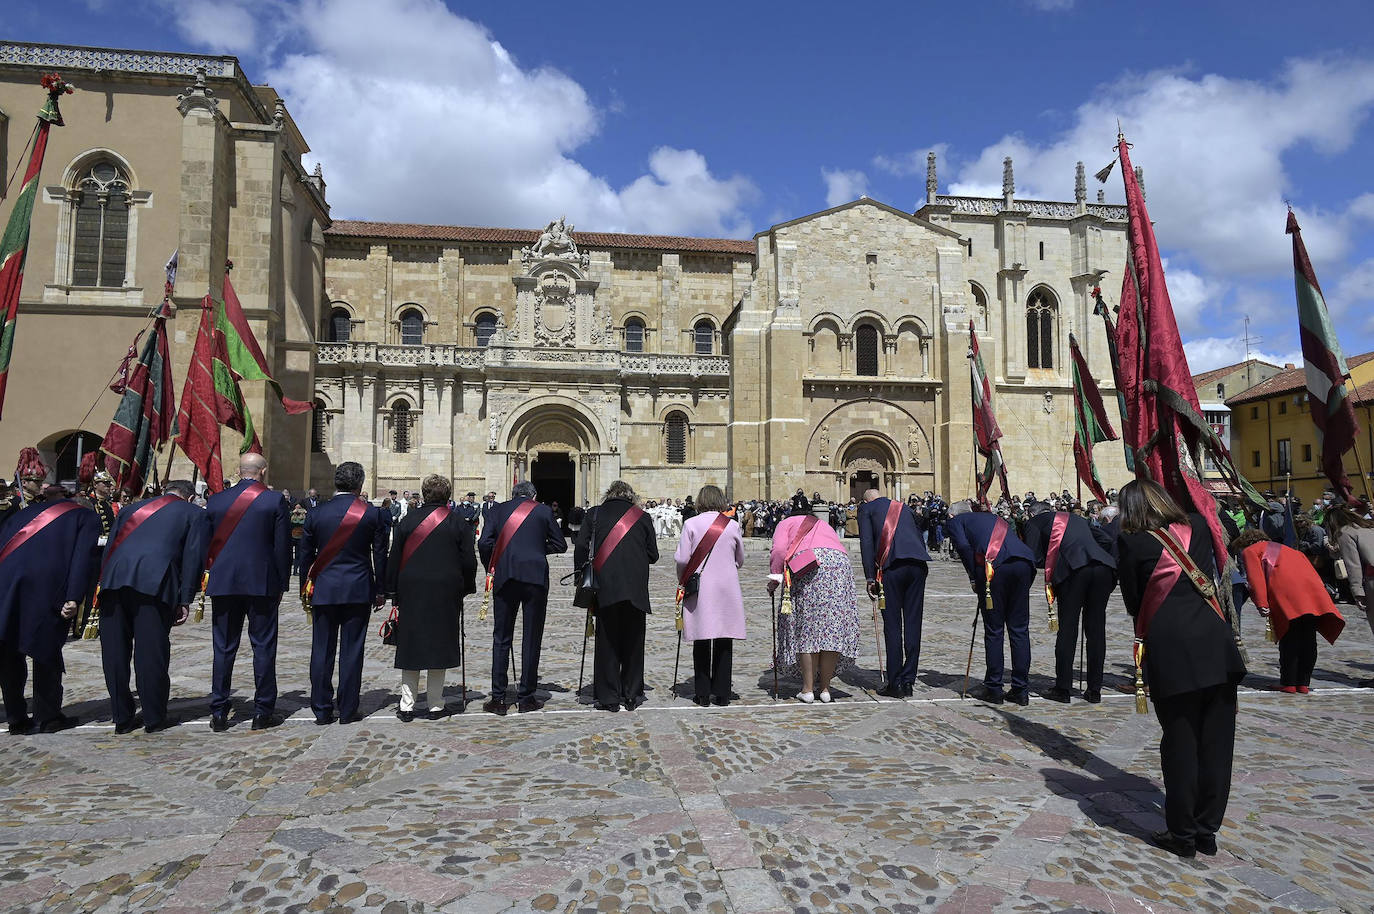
top-left (459, 604), bottom-right (467, 713)
top-left (672, 624), bottom-right (683, 701)
top-left (770, 591), bottom-right (779, 701)
top-left (869, 589), bottom-right (886, 686)
top-left (962, 567), bottom-right (991, 699)
top-left (577, 607), bottom-right (593, 701)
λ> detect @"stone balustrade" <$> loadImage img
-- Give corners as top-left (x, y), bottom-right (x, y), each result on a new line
top-left (316, 342), bottom-right (730, 376)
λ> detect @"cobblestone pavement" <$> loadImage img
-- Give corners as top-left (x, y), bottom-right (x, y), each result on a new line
top-left (3, 539), bottom-right (1373, 913)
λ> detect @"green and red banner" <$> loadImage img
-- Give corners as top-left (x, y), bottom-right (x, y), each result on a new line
top-left (969, 321), bottom-right (1010, 504)
top-left (100, 302), bottom-right (175, 496)
top-left (0, 74), bottom-right (72, 421)
top-left (220, 271), bottom-right (313, 415)
top-left (1069, 332), bottom-right (1117, 503)
top-left (175, 294), bottom-right (260, 493)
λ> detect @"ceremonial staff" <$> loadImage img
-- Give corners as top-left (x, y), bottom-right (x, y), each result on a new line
top-left (671, 607), bottom-right (683, 701)
top-left (769, 591), bottom-right (779, 701)
top-left (459, 603), bottom-right (467, 713)
top-left (578, 607), bottom-right (593, 700)
top-left (962, 563), bottom-right (991, 699)
top-left (868, 587), bottom-right (886, 688)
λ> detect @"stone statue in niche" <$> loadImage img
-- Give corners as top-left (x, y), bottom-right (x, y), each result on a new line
top-left (818, 425), bottom-right (831, 464)
top-left (907, 426), bottom-right (921, 467)
top-left (488, 413), bottom-right (501, 451)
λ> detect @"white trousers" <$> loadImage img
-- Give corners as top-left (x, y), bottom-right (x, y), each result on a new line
top-left (399, 668), bottom-right (447, 712)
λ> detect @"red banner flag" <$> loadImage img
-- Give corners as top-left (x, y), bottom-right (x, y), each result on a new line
top-left (174, 295), bottom-right (261, 493)
top-left (968, 321), bottom-right (1011, 504)
top-left (1069, 332), bottom-right (1117, 503)
top-left (100, 303), bottom-right (175, 496)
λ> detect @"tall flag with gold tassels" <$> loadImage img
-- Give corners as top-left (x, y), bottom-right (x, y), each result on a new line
top-left (1068, 332), bottom-right (1117, 503)
top-left (968, 321), bottom-right (1011, 504)
top-left (0, 73), bottom-right (73, 421)
top-left (100, 302), bottom-right (176, 496)
top-left (1287, 210), bottom-right (1360, 504)
top-left (175, 293), bottom-right (260, 493)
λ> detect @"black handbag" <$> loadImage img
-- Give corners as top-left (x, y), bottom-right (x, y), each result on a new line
top-left (573, 511), bottom-right (598, 609)
top-left (683, 571), bottom-right (701, 597)
top-left (379, 605), bottom-right (399, 646)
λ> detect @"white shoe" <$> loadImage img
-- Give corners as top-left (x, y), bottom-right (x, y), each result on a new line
top-left (819, 690), bottom-right (833, 703)
top-left (797, 691), bottom-right (815, 704)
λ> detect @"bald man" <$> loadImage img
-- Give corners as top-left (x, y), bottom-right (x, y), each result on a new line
top-left (203, 454), bottom-right (292, 730)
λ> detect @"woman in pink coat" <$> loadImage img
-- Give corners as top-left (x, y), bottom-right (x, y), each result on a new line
top-left (674, 485), bottom-right (746, 706)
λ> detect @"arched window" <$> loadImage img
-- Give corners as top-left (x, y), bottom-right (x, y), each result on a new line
top-left (625, 318), bottom-right (645, 353)
top-left (328, 307), bottom-right (351, 342)
top-left (693, 319), bottom-right (714, 355)
top-left (399, 308), bottom-right (424, 346)
top-left (71, 160), bottom-right (131, 287)
top-left (969, 282), bottom-right (989, 326)
top-left (1026, 291), bottom-right (1057, 370)
top-left (393, 401), bottom-right (412, 453)
top-left (855, 324), bottom-right (880, 377)
top-left (311, 399), bottom-right (327, 453)
top-left (474, 312), bottom-right (497, 347)
top-left (665, 411), bottom-right (688, 464)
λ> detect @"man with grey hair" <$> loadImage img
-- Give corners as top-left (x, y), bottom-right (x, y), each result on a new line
top-left (478, 480), bottom-right (566, 714)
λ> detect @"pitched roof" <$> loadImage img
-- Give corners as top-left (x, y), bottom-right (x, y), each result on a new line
top-left (1191, 359), bottom-right (1281, 390)
top-left (325, 220), bottom-right (756, 256)
top-left (1225, 351), bottom-right (1374, 406)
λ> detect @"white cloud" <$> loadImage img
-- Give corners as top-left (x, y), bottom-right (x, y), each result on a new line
top-left (1160, 261), bottom-right (1224, 335)
top-left (821, 168), bottom-right (868, 208)
top-left (873, 143), bottom-right (949, 178)
top-left (1329, 258), bottom-right (1374, 331)
top-left (1184, 337), bottom-right (1302, 374)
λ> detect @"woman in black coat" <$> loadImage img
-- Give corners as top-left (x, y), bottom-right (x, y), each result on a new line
top-left (1116, 479), bottom-right (1246, 858)
top-left (385, 474), bottom-right (478, 720)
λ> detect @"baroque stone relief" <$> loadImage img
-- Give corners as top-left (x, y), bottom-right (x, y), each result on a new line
top-left (533, 269), bottom-right (577, 347)
top-left (521, 216), bottom-right (590, 271)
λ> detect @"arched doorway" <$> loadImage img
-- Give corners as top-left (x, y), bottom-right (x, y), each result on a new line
top-left (840, 435), bottom-right (899, 503)
top-left (504, 400), bottom-right (605, 513)
top-left (41, 430), bottom-right (103, 487)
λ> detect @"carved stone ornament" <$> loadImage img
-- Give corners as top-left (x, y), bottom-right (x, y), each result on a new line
top-left (488, 413), bottom-right (501, 451)
top-left (521, 216), bottom-right (590, 270)
top-left (533, 269), bottom-right (576, 347)
top-left (906, 426), bottom-right (921, 466)
top-left (176, 66), bottom-right (219, 116)
top-left (818, 425), bottom-right (831, 464)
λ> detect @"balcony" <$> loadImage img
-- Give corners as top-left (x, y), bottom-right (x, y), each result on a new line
top-left (315, 342), bottom-right (730, 378)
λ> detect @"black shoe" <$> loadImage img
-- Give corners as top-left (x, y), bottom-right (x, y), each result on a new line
top-left (692, 696), bottom-right (710, 707)
top-left (114, 719), bottom-right (140, 734)
top-left (143, 718), bottom-right (175, 734)
top-left (314, 714), bottom-right (336, 726)
top-left (396, 709), bottom-right (415, 723)
top-left (337, 713), bottom-right (362, 725)
top-left (518, 697), bottom-right (544, 713)
top-left (39, 714), bottom-right (78, 734)
top-left (971, 685), bottom-right (1004, 704)
top-left (711, 696), bottom-right (730, 707)
top-left (900, 684), bottom-right (914, 698)
top-left (1195, 834), bottom-right (1218, 856)
top-left (426, 708), bottom-right (444, 721)
top-left (482, 699), bottom-right (507, 716)
top-left (875, 683), bottom-right (903, 698)
top-left (1006, 689), bottom-right (1030, 707)
top-left (7, 716), bottom-right (32, 735)
top-left (251, 715), bottom-right (280, 730)
top-left (1083, 690), bottom-right (1102, 704)
top-left (623, 695), bottom-right (645, 712)
top-left (210, 713), bottom-right (230, 732)
top-left (1044, 687), bottom-right (1071, 703)
top-left (594, 702), bottom-right (620, 712)
top-left (1150, 830), bottom-right (1196, 858)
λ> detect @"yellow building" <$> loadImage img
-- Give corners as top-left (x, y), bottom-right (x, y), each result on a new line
top-left (1227, 352), bottom-right (1374, 504)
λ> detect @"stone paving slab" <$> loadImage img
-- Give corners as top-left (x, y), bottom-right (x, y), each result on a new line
top-left (1, 543), bottom-right (1372, 912)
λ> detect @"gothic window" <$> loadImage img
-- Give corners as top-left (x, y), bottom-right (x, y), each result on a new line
top-left (399, 308), bottom-right (423, 345)
top-left (665, 411), bottom-right (688, 464)
top-left (71, 160), bottom-right (131, 287)
top-left (855, 324), bottom-right (880, 377)
top-left (693, 319), bottom-right (714, 355)
top-left (474, 312), bottom-right (497, 347)
top-left (393, 401), bottom-right (412, 453)
top-left (625, 318), bottom-right (645, 352)
top-left (1026, 291), bottom-right (1057, 370)
top-left (311, 399), bottom-right (327, 453)
top-left (328, 307), bottom-right (351, 342)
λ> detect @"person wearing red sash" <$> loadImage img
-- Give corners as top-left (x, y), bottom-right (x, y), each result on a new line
top-left (859, 488), bottom-right (931, 699)
top-left (477, 479), bottom-right (567, 714)
top-left (947, 499), bottom-right (1037, 706)
top-left (297, 462), bottom-right (389, 725)
top-left (673, 485), bottom-right (745, 707)
top-left (98, 479), bottom-right (212, 734)
top-left (386, 474), bottom-right (478, 720)
top-left (1233, 529), bottom-right (1344, 694)
top-left (0, 484), bottom-right (99, 734)
top-left (1023, 501), bottom-right (1118, 703)
top-left (204, 454), bottom-right (292, 731)
top-left (1117, 479), bottom-right (1246, 858)
top-left (575, 480), bottom-right (658, 712)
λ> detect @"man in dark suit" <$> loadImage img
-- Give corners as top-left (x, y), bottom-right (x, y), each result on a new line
top-left (574, 480), bottom-right (659, 712)
top-left (947, 499), bottom-right (1037, 705)
top-left (858, 487), bottom-right (931, 698)
top-left (98, 479), bottom-right (211, 733)
top-left (477, 480), bottom-right (567, 714)
top-left (204, 453), bottom-right (292, 731)
top-left (297, 461), bottom-right (388, 725)
top-left (0, 483), bottom-right (99, 733)
top-left (457, 492), bottom-right (480, 525)
top-left (1023, 501), bottom-right (1118, 703)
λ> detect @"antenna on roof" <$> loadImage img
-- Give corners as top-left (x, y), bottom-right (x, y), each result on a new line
top-left (1243, 315), bottom-right (1264, 388)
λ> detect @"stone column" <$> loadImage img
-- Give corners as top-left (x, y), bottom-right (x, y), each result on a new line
top-left (659, 253), bottom-right (680, 352)
top-left (419, 372), bottom-right (455, 476)
top-left (340, 370), bottom-right (379, 479)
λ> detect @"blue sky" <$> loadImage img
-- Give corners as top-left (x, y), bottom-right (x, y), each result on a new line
top-left (14, 0), bottom-right (1374, 371)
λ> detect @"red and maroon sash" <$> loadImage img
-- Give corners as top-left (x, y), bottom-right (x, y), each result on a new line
top-left (401, 506), bottom-right (451, 573)
top-left (977, 517), bottom-right (1009, 567)
top-left (100, 495), bottom-right (179, 580)
top-left (205, 482), bottom-right (271, 571)
top-left (304, 498), bottom-right (368, 600)
top-left (594, 505), bottom-right (646, 573)
top-left (1136, 522), bottom-right (1226, 639)
top-left (485, 499), bottom-right (538, 592)
top-left (0, 501), bottom-right (81, 566)
top-left (679, 512), bottom-right (731, 588)
top-left (781, 515), bottom-right (820, 579)
top-left (1044, 511), bottom-right (1070, 604)
top-left (874, 500), bottom-right (904, 582)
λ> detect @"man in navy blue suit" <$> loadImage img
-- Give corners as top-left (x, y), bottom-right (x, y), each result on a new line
top-left (0, 473), bottom-right (100, 734)
top-left (479, 491), bottom-right (496, 534)
top-left (98, 479), bottom-right (211, 733)
top-left (457, 492), bottom-right (480, 525)
top-left (477, 480), bottom-right (567, 714)
top-left (297, 461), bottom-right (388, 725)
top-left (946, 499), bottom-right (1037, 706)
top-left (204, 453), bottom-right (292, 731)
top-left (858, 487), bottom-right (931, 699)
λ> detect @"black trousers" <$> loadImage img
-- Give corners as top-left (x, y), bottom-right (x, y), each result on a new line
top-left (1052, 563), bottom-right (1114, 692)
top-left (692, 638), bottom-right (733, 701)
top-left (491, 579), bottom-right (548, 702)
top-left (594, 600), bottom-right (646, 707)
top-left (309, 603), bottom-right (369, 721)
top-left (982, 559), bottom-right (1034, 691)
top-left (210, 595), bottom-right (281, 717)
top-left (1153, 682), bottom-right (1237, 844)
top-left (100, 590), bottom-right (174, 729)
top-left (880, 561), bottom-right (928, 688)
top-left (0, 640), bottom-right (62, 725)
top-left (1278, 616), bottom-right (1318, 687)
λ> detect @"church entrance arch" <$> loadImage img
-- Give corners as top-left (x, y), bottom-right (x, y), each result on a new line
top-left (839, 435), bottom-right (900, 503)
top-left (503, 399), bottom-right (604, 513)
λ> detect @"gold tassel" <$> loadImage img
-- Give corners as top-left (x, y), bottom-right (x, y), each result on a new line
top-left (1264, 612), bottom-right (1276, 643)
top-left (196, 571), bottom-right (209, 622)
top-left (303, 579), bottom-right (313, 625)
top-left (675, 608), bottom-right (684, 633)
top-left (1046, 586), bottom-right (1059, 633)
top-left (584, 611), bottom-right (595, 639)
top-left (1133, 638), bottom-right (1148, 714)
top-left (779, 572), bottom-right (792, 616)
top-left (876, 588), bottom-right (885, 611)
top-left (480, 574), bottom-right (492, 622)
top-left (82, 612), bottom-right (100, 640)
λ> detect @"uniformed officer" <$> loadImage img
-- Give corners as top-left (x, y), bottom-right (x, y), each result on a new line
top-left (98, 479), bottom-right (211, 733)
top-left (205, 453), bottom-right (292, 731)
top-left (477, 481), bottom-right (567, 714)
top-left (73, 463), bottom-right (117, 638)
top-left (297, 461), bottom-right (388, 725)
top-left (858, 487), bottom-right (931, 698)
top-left (0, 464), bottom-right (100, 734)
top-left (947, 498), bottom-right (1037, 706)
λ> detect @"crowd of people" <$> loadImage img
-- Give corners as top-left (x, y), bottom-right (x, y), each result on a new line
top-left (2, 444), bottom-right (1371, 860)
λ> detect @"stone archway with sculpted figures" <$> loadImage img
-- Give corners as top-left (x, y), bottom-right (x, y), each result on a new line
top-left (839, 434), bottom-right (900, 503)
top-left (500, 398), bottom-right (607, 511)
